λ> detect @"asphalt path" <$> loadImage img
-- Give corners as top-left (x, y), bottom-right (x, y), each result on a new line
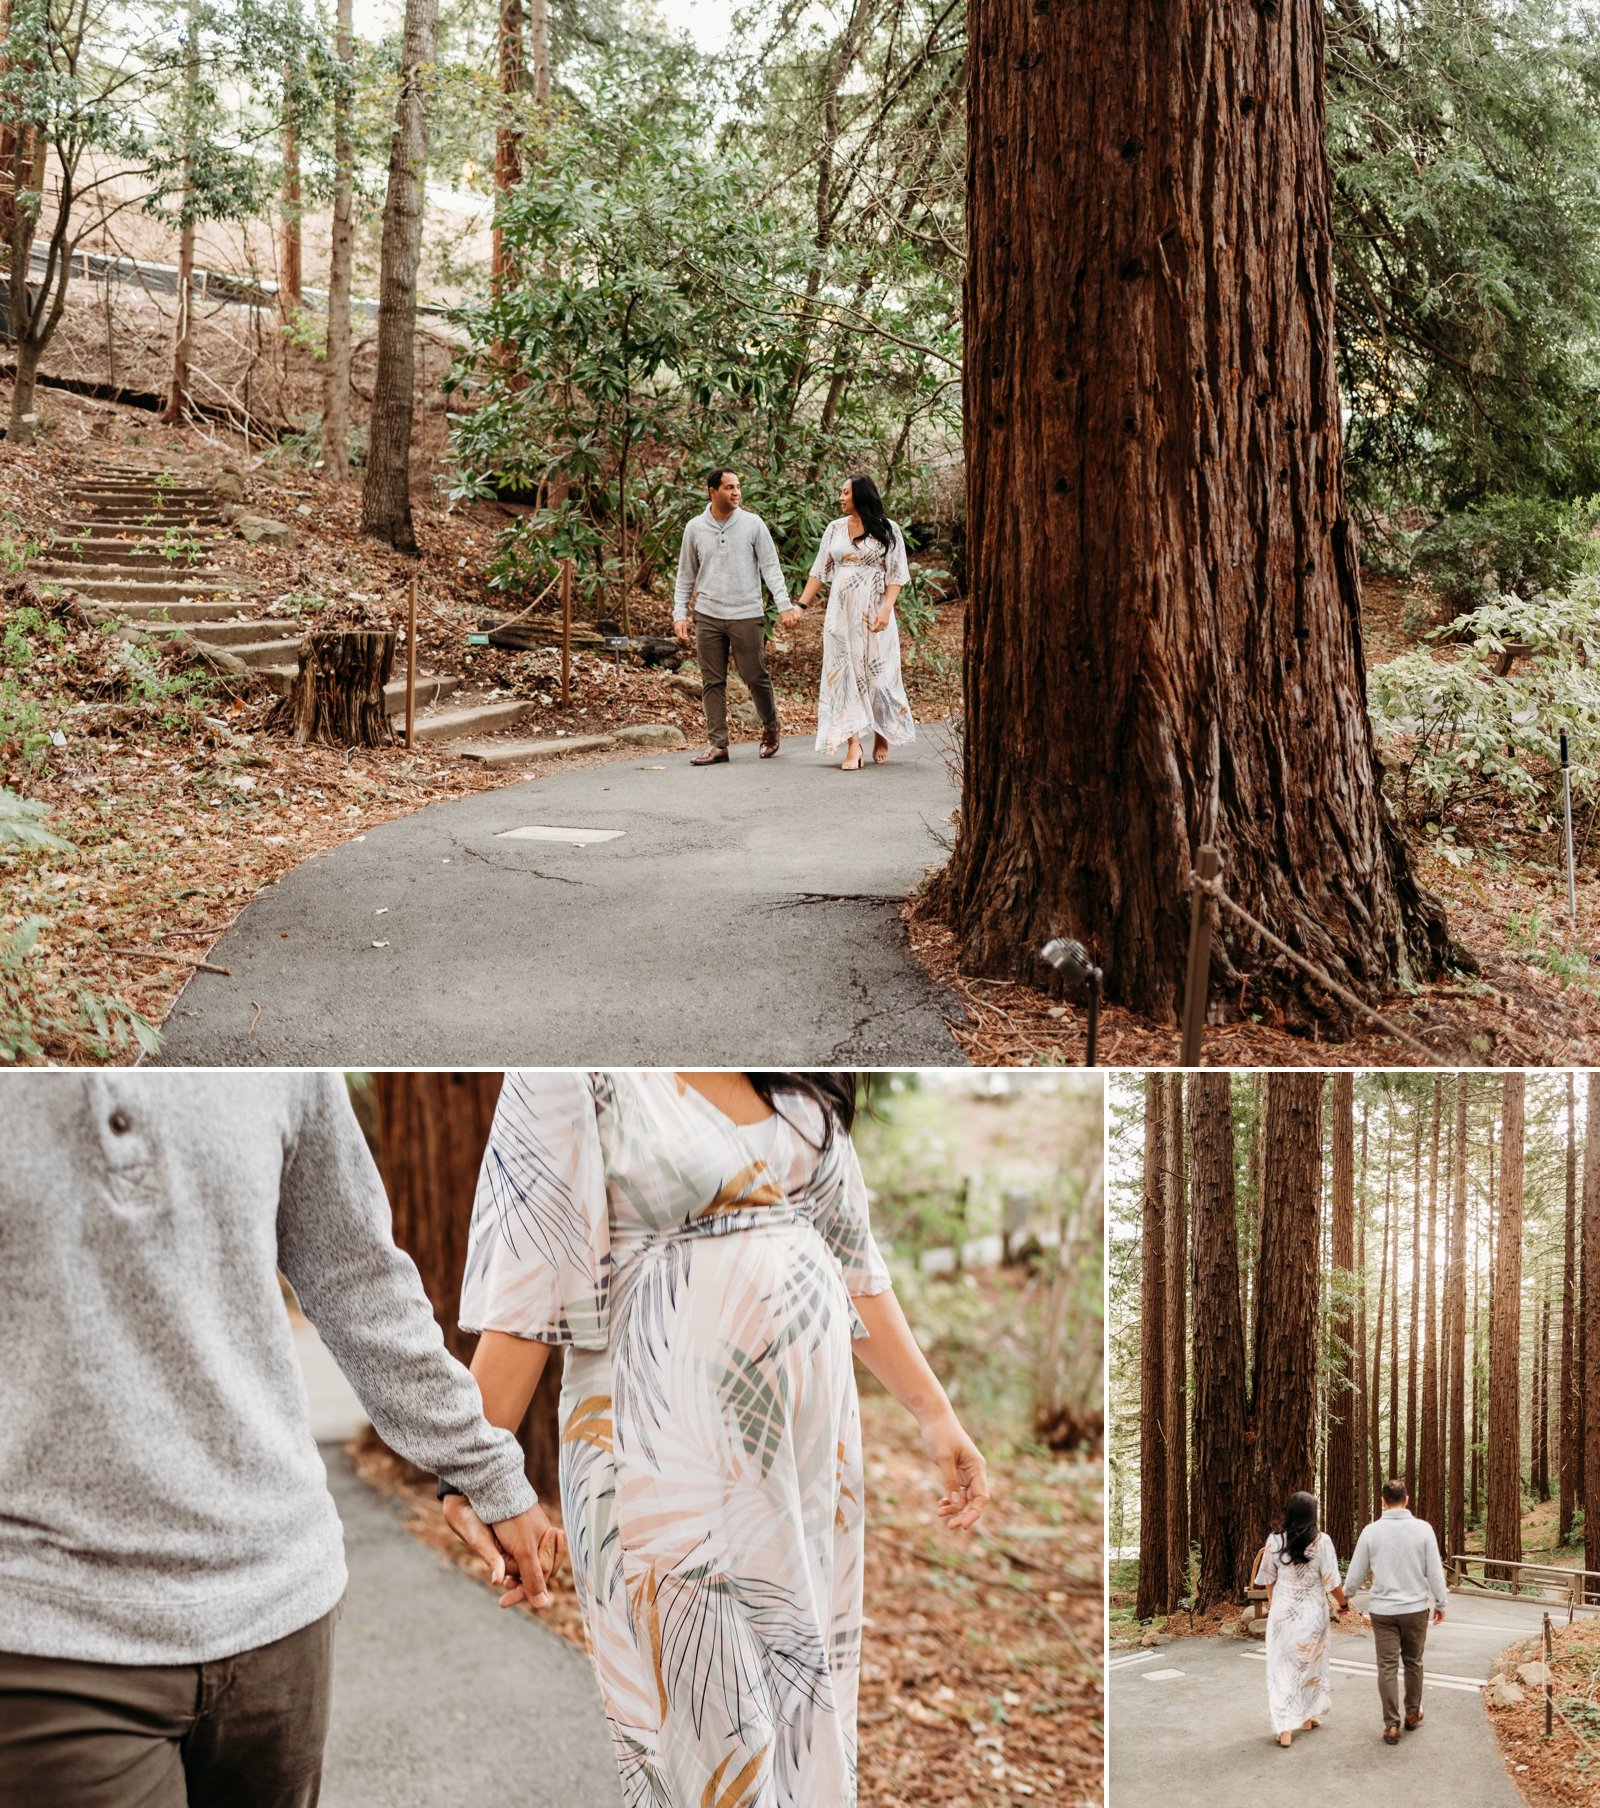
top-left (1108, 1591), bottom-right (1592, 1807)
top-left (321, 1446), bottom-right (620, 1808)
top-left (156, 727), bottom-right (965, 1066)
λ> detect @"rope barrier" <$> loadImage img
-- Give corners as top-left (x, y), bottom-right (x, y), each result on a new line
top-left (1187, 867), bottom-right (1447, 1067)
top-left (487, 570), bottom-right (563, 632)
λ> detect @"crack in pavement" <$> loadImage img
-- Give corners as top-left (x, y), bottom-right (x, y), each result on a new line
top-left (764, 891), bottom-right (905, 911)
top-left (452, 837), bottom-right (588, 884)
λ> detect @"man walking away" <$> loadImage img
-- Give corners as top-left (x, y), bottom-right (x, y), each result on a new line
top-left (673, 467), bottom-right (798, 765)
top-left (1345, 1479), bottom-right (1450, 1745)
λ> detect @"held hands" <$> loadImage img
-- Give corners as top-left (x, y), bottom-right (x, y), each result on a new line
top-left (778, 607), bottom-right (803, 630)
top-left (442, 1494), bottom-right (566, 1610)
top-left (921, 1409), bottom-right (990, 1533)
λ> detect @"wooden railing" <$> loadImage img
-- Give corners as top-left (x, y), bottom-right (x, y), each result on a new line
top-left (1447, 1552), bottom-right (1600, 1620)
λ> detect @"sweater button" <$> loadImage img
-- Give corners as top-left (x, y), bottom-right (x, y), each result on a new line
top-left (108, 1109), bottom-right (132, 1135)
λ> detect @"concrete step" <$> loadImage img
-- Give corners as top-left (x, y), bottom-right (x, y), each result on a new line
top-left (144, 617), bottom-right (300, 647)
top-left (52, 524), bottom-right (222, 542)
top-left (254, 666), bottom-right (461, 710)
top-left (63, 512), bottom-right (225, 528)
top-left (456, 733), bottom-right (617, 766)
top-left (43, 546), bottom-right (189, 568)
top-left (219, 637), bottom-right (304, 670)
top-left (74, 595), bottom-right (247, 621)
top-left (406, 699), bottom-right (538, 742)
top-left (66, 489), bottom-right (216, 506)
top-left (32, 562), bottom-right (233, 584)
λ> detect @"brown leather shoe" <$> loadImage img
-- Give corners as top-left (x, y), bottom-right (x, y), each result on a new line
top-left (690, 746), bottom-right (729, 766)
top-left (1383, 1727), bottom-right (1402, 1746)
top-left (1404, 1711), bottom-right (1424, 1731)
top-left (759, 732), bottom-right (780, 759)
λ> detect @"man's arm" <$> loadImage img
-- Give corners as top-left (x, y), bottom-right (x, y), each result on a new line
top-left (1344, 1527), bottom-right (1372, 1597)
top-left (275, 1074), bottom-right (535, 1528)
top-left (1427, 1530), bottom-right (1449, 1613)
top-left (754, 518), bottom-right (787, 611)
top-left (673, 523), bottom-right (699, 624)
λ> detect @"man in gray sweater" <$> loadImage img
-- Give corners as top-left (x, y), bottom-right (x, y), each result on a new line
top-left (0, 1074), bottom-right (553, 1807)
top-left (673, 466), bottom-right (799, 764)
top-left (1345, 1478), bottom-right (1451, 1744)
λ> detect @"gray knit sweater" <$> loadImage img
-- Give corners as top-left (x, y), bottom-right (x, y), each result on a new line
top-left (0, 1074), bottom-right (535, 1665)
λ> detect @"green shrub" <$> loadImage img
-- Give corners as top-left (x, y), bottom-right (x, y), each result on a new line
top-left (1410, 497), bottom-right (1598, 614)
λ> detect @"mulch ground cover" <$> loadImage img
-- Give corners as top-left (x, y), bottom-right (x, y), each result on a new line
top-left (1486, 1615), bottom-right (1600, 1808)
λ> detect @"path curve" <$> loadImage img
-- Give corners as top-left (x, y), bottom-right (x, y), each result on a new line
top-left (155, 729), bottom-right (964, 1066)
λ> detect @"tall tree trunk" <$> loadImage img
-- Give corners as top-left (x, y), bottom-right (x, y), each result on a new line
top-left (1419, 1077), bottom-right (1442, 1533)
top-left (491, 0), bottom-right (524, 298)
top-left (1405, 1100), bottom-right (1421, 1497)
top-left (1560, 1074), bottom-right (1578, 1544)
top-left (1535, 1271), bottom-right (1550, 1503)
top-left (279, 68), bottom-right (302, 319)
top-left (1585, 1073), bottom-right (1600, 1595)
top-left (949, 0), bottom-right (1454, 1027)
top-left (1325, 1074), bottom-right (1357, 1557)
top-left (1371, 1105), bottom-right (1391, 1503)
top-left (1387, 1141), bottom-right (1399, 1482)
top-left (1137, 1075), bottom-right (1170, 1619)
top-left (361, 0), bottom-right (440, 551)
top-left (1355, 1106), bottom-right (1371, 1524)
top-left (1251, 1074), bottom-right (1323, 1537)
top-left (321, 0), bottom-right (354, 478)
top-left (1446, 1075), bottom-right (1468, 1559)
top-left (370, 1072), bottom-right (560, 1498)
top-left (163, 2), bottom-right (201, 425)
top-left (1189, 1074), bottom-right (1251, 1609)
top-left (1163, 1074), bottom-right (1189, 1601)
top-left (1485, 1074), bottom-right (1524, 1582)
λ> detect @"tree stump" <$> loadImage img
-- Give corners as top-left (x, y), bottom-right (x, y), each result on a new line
top-left (279, 630), bottom-right (395, 747)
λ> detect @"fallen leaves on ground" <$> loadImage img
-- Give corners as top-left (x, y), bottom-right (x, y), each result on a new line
top-left (1485, 1616), bottom-right (1600, 1808)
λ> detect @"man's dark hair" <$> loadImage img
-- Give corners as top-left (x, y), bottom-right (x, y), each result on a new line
top-left (705, 466), bottom-right (736, 490)
top-left (1381, 1478), bottom-right (1408, 1505)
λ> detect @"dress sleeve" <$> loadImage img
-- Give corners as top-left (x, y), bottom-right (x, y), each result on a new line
top-left (1252, 1535), bottom-right (1279, 1587)
top-left (812, 1128), bottom-right (892, 1300)
top-left (886, 524), bottom-right (911, 586)
top-left (809, 521), bottom-right (836, 583)
top-left (460, 1071), bottom-right (612, 1349)
top-left (1320, 1534), bottom-right (1341, 1592)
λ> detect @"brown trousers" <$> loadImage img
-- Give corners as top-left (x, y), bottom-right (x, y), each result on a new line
top-left (1371, 1609), bottom-right (1429, 1727)
top-left (695, 610), bottom-right (778, 747)
top-left (0, 1608), bottom-right (336, 1808)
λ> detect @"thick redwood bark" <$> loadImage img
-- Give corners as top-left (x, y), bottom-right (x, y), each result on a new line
top-left (1560, 1075), bottom-right (1578, 1543)
top-left (951, 0), bottom-right (1455, 1030)
top-left (1419, 1077), bottom-right (1442, 1533)
top-left (371, 1073), bottom-right (559, 1497)
top-left (361, 0), bottom-right (440, 550)
top-left (1534, 1272), bottom-right (1550, 1503)
top-left (1162, 1074), bottom-right (1189, 1599)
top-left (321, 0), bottom-right (354, 479)
top-left (1137, 1075), bottom-right (1170, 1619)
top-left (1485, 1074), bottom-right (1524, 1582)
top-left (1371, 1108), bottom-right (1391, 1507)
top-left (1584, 1075), bottom-right (1599, 1583)
top-left (275, 630), bottom-right (395, 747)
top-left (1324, 1074), bottom-right (1357, 1557)
top-left (1387, 1144), bottom-right (1399, 1482)
top-left (1446, 1075), bottom-right (1468, 1559)
top-left (1355, 1107), bottom-right (1370, 1522)
top-left (1251, 1075), bottom-right (1322, 1535)
top-left (1188, 1075), bottom-right (1251, 1608)
top-left (1405, 1101), bottom-right (1422, 1497)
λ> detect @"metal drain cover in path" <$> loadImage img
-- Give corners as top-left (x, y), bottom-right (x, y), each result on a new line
top-left (495, 825), bottom-right (625, 845)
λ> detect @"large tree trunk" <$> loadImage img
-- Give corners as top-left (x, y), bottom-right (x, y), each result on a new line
top-left (492, 0), bottom-right (525, 298)
top-left (1325, 1074), bottom-right (1357, 1557)
top-left (1188, 1075), bottom-right (1251, 1609)
top-left (1136, 1075), bottom-right (1170, 1619)
top-left (1485, 1074), bottom-right (1524, 1583)
top-left (1446, 1074), bottom-right (1468, 1560)
top-left (163, 3), bottom-right (200, 425)
top-left (1535, 1271), bottom-right (1550, 1503)
top-left (361, 0), bottom-right (440, 551)
top-left (279, 70), bottom-right (302, 319)
top-left (275, 630), bottom-right (396, 747)
top-left (1405, 1101), bottom-right (1422, 1497)
top-left (1387, 1138), bottom-right (1400, 1482)
top-left (1162, 1074), bottom-right (1189, 1601)
top-left (1560, 1074), bottom-right (1578, 1544)
top-left (1355, 1108), bottom-right (1370, 1524)
top-left (371, 1072), bottom-right (560, 1499)
top-left (1371, 1107), bottom-right (1391, 1507)
top-left (1584, 1074), bottom-right (1600, 1586)
top-left (1419, 1077), bottom-right (1443, 1533)
top-left (1251, 1074), bottom-right (1322, 1536)
top-left (950, 0), bottom-right (1454, 1031)
top-left (321, 0), bottom-right (355, 478)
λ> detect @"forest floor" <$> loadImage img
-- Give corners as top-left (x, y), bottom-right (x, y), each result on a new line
top-left (1485, 1615), bottom-right (1600, 1808)
top-left (352, 1386), bottom-right (1104, 1808)
top-left (910, 570), bottom-right (1600, 1069)
top-left (0, 395), bottom-right (962, 1061)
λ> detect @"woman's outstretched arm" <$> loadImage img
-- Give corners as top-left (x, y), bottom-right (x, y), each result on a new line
top-left (851, 1288), bottom-right (990, 1531)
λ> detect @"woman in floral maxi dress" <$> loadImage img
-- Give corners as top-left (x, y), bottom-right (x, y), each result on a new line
top-left (440, 1070), bottom-right (989, 1808)
top-left (795, 474), bottom-right (916, 770)
top-left (1254, 1491), bottom-right (1352, 1747)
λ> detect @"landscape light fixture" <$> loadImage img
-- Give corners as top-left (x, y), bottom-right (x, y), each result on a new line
top-left (1039, 936), bottom-right (1102, 1068)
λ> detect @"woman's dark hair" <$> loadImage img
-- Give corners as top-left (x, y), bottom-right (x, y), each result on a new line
top-left (1276, 1491), bottom-right (1320, 1567)
top-left (746, 1072), bottom-right (859, 1149)
top-left (846, 473), bottom-right (897, 556)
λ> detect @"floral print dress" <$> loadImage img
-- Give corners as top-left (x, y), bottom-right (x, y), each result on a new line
top-left (809, 518), bottom-right (916, 754)
top-left (459, 1071), bottom-right (892, 1808)
top-left (1254, 1531), bottom-right (1340, 1734)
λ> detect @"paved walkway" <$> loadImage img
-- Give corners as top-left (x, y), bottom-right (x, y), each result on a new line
top-left (155, 728), bottom-right (964, 1067)
top-left (1108, 1593), bottom-right (1583, 1807)
top-left (321, 1448), bottom-right (619, 1807)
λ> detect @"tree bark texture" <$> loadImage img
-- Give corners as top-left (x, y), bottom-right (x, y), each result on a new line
top-left (1162, 1073), bottom-right (1189, 1600)
top-left (321, 0), bottom-right (355, 479)
top-left (276, 630), bottom-right (395, 747)
top-left (1325, 1073), bottom-right (1357, 1557)
top-left (950, 0), bottom-right (1455, 1032)
top-left (1251, 1074), bottom-right (1322, 1536)
top-left (1535, 1272), bottom-right (1550, 1503)
top-left (1560, 1074), bottom-right (1577, 1544)
top-left (371, 1072), bottom-right (559, 1498)
top-left (1371, 1108), bottom-right (1390, 1507)
top-left (361, 0), bottom-right (439, 550)
top-left (1584, 1074), bottom-right (1599, 1584)
top-left (1188, 1074), bottom-right (1251, 1608)
top-left (1405, 1102), bottom-right (1421, 1498)
top-left (1485, 1074), bottom-right (1524, 1582)
top-left (1446, 1074), bottom-right (1468, 1560)
top-left (1419, 1077), bottom-right (1443, 1533)
top-left (1355, 1108), bottom-right (1370, 1522)
top-left (1137, 1075), bottom-right (1170, 1619)
top-left (279, 72), bottom-right (303, 319)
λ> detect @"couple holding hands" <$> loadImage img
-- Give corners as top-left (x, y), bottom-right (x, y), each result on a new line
top-left (673, 466), bottom-right (918, 771)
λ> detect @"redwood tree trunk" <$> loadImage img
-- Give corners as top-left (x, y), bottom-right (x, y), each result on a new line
top-left (1137, 1075), bottom-right (1170, 1619)
top-left (1485, 1074), bottom-right (1524, 1582)
top-left (1188, 1074), bottom-right (1251, 1609)
top-left (1560, 1073), bottom-right (1577, 1544)
top-left (1162, 1074), bottom-right (1189, 1601)
top-left (491, 0), bottom-right (525, 297)
top-left (371, 1072), bottom-right (559, 1499)
top-left (1446, 1074), bottom-right (1468, 1559)
top-left (1405, 1102), bottom-right (1421, 1497)
top-left (1251, 1074), bottom-right (1322, 1536)
top-left (1419, 1077), bottom-right (1443, 1534)
top-left (1584, 1074), bottom-right (1599, 1585)
top-left (361, 0), bottom-right (440, 551)
top-left (1534, 1273), bottom-right (1550, 1503)
top-left (1325, 1074), bottom-right (1357, 1557)
top-left (1371, 1109), bottom-right (1390, 1507)
top-left (950, 0), bottom-right (1454, 1031)
top-left (1355, 1108), bottom-right (1370, 1522)
top-left (322, 0), bottom-right (354, 479)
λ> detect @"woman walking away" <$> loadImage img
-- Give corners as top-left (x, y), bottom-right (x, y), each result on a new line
top-left (795, 474), bottom-right (916, 770)
top-left (1254, 1491), bottom-right (1352, 1747)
